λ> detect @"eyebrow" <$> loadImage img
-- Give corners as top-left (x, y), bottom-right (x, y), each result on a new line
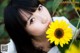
top-left (27, 14), bottom-right (32, 21)
top-left (20, 10), bottom-right (33, 21)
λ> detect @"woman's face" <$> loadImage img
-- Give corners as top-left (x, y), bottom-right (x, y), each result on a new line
top-left (20, 4), bottom-right (52, 36)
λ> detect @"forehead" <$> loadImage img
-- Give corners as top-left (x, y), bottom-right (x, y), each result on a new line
top-left (19, 9), bottom-right (33, 21)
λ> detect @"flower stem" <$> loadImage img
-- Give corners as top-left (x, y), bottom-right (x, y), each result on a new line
top-left (69, 0), bottom-right (80, 49)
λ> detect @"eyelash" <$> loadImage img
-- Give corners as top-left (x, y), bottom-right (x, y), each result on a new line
top-left (38, 5), bottom-right (42, 11)
top-left (28, 5), bottom-right (43, 25)
top-left (29, 17), bottom-right (35, 24)
top-left (38, 7), bottom-right (41, 11)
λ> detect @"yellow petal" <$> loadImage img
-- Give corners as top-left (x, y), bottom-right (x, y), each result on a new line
top-left (46, 20), bottom-right (72, 47)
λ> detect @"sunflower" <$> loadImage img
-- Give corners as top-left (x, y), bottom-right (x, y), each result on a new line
top-left (46, 20), bottom-right (72, 47)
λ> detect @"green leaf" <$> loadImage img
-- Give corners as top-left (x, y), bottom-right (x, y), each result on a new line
top-left (70, 18), bottom-right (80, 29)
top-left (0, 0), bottom-right (9, 20)
top-left (52, 0), bottom-right (63, 15)
top-left (58, 40), bottom-right (72, 53)
top-left (73, 40), bottom-right (80, 48)
top-left (65, 5), bottom-right (74, 12)
top-left (45, 0), bottom-right (63, 16)
top-left (0, 24), bottom-right (5, 36)
top-left (0, 17), bottom-right (3, 22)
top-left (76, 0), bottom-right (80, 2)
top-left (45, 0), bottom-right (54, 13)
top-left (0, 31), bottom-right (9, 39)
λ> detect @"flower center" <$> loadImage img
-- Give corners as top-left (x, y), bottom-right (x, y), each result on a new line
top-left (54, 28), bottom-right (64, 39)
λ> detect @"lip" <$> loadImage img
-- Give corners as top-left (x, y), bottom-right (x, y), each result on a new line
top-left (48, 21), bottom-right (51, 25)
top-left (46, 19), bottom-right (51, 27)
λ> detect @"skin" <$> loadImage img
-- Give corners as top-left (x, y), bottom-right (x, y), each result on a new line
top-left (19, 4), bottom-right (52, 38)
top-left (19, 4), bottom-right (80, 52)
top-left (19, 4), bottom-right (52, 52)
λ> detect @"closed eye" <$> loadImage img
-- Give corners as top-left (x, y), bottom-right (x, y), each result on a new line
top-left (38, 5), bottom-right (43, 11)
top-left (29, 17), bottom-right (35, 24)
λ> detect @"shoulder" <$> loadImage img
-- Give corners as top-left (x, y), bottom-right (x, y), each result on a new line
top-left (48, 46), bottom-right (60, 53)
top-left (52, 16), bottom-right (69, 23)
top-left (1, 39), bottom-right (17, 53)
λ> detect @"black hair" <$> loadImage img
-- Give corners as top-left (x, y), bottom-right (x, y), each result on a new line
top-left (4, 0), bottom-right (54, 53)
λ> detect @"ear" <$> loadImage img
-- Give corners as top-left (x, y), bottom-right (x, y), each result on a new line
top-left (19, 9), bottom-right (31, 21)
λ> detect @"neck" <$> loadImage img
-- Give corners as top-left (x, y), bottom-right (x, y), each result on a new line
top-left (32, 34), bottom-right (51, 52)
top-left (32, 34), bottom-right (48, 42)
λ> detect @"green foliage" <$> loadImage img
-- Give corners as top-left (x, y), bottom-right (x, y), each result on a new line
top-left (58, 43), bottom-right (70, 53)
top-left (0, 0), bottom-right (8, 21)
top-left (0, 0), bottom-right (9, 44)
top-left (70, 18), bottom-right (80, 28)
top-left (0, 0), bottom-right (80, 51)
top-left (45, 0), bottom-right (63, 15)
top-left (52, 0), bottom-right (63, 15)
top-left (45, 0), bottom-right (80, 53)
top-left (45, 0), bottom-right (80, 27)
top-left (0, 24), bottom-right (4, 36)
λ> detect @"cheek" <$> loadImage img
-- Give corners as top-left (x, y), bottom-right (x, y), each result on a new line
top-left (26, 23), bottom-right (48, 36)
top-left (42, 7), bottom-right (51, 18)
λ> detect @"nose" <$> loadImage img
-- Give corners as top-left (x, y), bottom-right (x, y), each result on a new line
top-left (37, 15), bottom-right (47, 24)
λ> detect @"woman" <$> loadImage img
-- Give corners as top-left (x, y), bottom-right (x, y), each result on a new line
top-left (4, 0), bottom-right (78, 53)
top-left (4, 0), bottom-right (54, 53)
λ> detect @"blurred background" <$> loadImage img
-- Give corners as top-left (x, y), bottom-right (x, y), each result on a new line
top-left (0, 0), bottom-right (80, 45)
